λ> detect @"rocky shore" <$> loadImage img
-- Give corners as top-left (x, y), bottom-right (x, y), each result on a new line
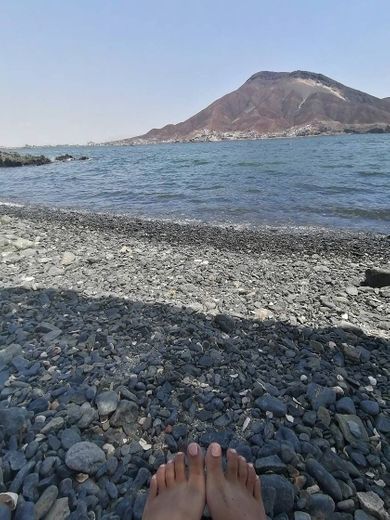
top-left (0, 151), bottom-right (51, 168)
top-left (0, 205), bottom-right (389, 519)
top-left (0, 152), bottom-right (89, 168)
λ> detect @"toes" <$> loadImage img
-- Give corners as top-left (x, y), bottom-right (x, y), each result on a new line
top-left (156, 464), bottom-right (167, 491)
top-left (205, 443), bottom-right (224, 479)
top-left (226, 448), bottom-right (238, 481)
top-left (143, 474), bottom-right (158, 516)
top-left (165, 459), bottom-right (175, 487)
top-left (188, 442), bottom-right (204, 484)
top-left (254, 475), bottom-right (262, 501)
top-left (246, 463), bottom-right (257, 494)
top-left (238, 456), bottom-right (248, 485)
top-left (174, 452), bottom-right (186, 483)
top-left (147, 474), bottom-right (158, 500)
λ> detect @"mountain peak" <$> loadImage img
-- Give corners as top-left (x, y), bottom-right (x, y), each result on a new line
top-left (108, 71), bottom-right (390, 145)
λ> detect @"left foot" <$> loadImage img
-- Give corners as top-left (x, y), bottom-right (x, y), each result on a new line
top-left (142, 443), bottom-right (206, 520)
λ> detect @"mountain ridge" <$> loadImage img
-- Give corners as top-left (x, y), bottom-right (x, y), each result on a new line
top-left (108, 71), bottom-right (390, 145)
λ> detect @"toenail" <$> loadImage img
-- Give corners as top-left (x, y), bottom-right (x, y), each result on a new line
top-left (188, 443), bottom-right (199, 456)
top-left (167, 459), bottom-right (173, 464)
top-left (211, 443), bottom-right (221, 457)
top-left (229, 448), bottom-right (237, 454)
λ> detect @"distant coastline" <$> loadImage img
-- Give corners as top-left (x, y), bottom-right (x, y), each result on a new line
top-left (3, 124), bottom-right (390, 149)
top-left (105, 123), bottom-right (390, 146)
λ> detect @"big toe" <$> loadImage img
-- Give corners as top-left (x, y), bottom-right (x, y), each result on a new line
top-left (205, 443), bottom-right (224, 478)
top-left (187, 442), bottom-right (204, 485)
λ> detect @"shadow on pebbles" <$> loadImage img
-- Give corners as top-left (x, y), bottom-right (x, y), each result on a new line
top-left (0, 209), bottom-right (389, 519)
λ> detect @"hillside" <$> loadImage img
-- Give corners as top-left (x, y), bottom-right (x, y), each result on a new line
top-left (109, 71), bottom-right (390, 144)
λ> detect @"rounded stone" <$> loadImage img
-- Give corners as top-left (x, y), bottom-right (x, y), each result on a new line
top-left (261, 474), bottom-right (294, 514)
top-left (307, 494), bottom-right (335, 518)
top-left (65, 442), bottom-right (106, 474)
top-left (95, 391), bottom-right (118, 416)
top-left (360, 400), bottom-right (379, 416)
top-left (335, 397), bottom-right (356, 415)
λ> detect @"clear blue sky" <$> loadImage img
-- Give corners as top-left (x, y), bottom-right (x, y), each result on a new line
top-left (1, 0), bottom-right (390, 147)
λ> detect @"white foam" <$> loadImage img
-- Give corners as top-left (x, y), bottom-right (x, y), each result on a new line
top-left (0, 200), bottom-right (24, 208)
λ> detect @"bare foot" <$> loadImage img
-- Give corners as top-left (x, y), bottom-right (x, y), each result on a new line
top-left (205, 443), bottom-right (266, 520)
top-left (142, 442), bottom-right (205, 520)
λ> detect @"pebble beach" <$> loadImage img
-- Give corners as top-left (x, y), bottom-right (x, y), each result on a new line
top-left (0, 204), bottom-right (389, 519)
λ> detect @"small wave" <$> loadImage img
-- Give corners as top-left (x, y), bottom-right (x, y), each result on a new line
top-left (332, 207), bottom-right (390, 220)
top-left (245, 188), bottom-right (262, 194)
top-left (357, 170), bottom-right (385, 177)
top-left (235, 161), bottom-right (263, 167)
top-left (0, 200), bottom-right (24, 208)
top-left (320, 163), bottom-right (355, 169)
top-left (155, 193), bottom-right (185, 200)
top-left (304, 205), bottom-right (390, 221)
top-left (192, 159), bottom-right (210, 165)
top-left (296, 184), bottom-right (371, 195)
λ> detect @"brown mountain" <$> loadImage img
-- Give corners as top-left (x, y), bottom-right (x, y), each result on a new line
top-left (110, 71), bottom-right (390, 144)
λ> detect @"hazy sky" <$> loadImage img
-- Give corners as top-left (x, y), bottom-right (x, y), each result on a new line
top-left (1, 0), bottom-right (390, 147)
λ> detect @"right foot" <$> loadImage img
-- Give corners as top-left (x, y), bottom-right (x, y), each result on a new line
top-left (142, 443), bottom-right (205, 520)
top-left (205, 443), bottom-right (266, 520)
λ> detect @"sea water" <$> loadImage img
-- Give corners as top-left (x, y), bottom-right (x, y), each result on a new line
top-left (0, 134), bottom-right (389, 233)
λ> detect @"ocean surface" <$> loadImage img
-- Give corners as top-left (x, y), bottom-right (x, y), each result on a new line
top-left (1, 134), bottom-right (389, 233)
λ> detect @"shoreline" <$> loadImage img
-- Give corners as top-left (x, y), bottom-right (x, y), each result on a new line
top-left (1, 205), bottom-right (389, 517)
top-left (0, 202), bottom-right (389, 260)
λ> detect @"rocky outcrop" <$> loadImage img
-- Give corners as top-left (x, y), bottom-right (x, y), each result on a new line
top-left (0, 151), bottom-right (90, 167)
top-left (109, 70), bottom-right (390, 144)
top-left (55, 154), bottom-right (89, 162)
top-left (0, 151), bottom-right (51, 167)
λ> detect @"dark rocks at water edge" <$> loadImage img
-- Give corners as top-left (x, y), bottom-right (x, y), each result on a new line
top-left (0, 151), bottom-right (51, 167)
top-left (0, 207), bottom-right (389, 519)
top-left (55, 154), bottom-right (89, 162)
top-left (0, 151), bottom-right (89, 168)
